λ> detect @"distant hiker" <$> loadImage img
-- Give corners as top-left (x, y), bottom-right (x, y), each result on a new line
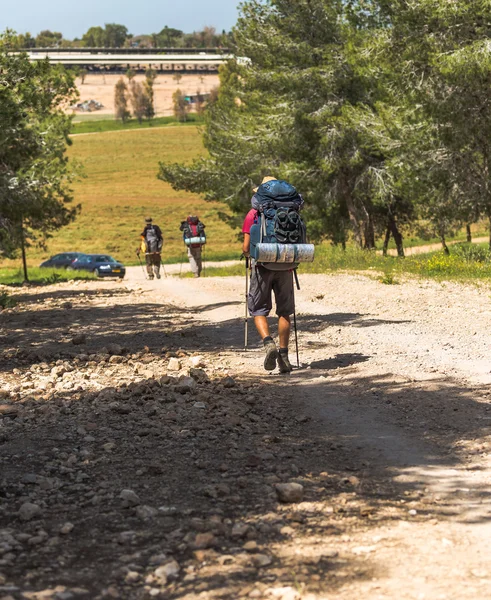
top-left (242, 176), bottom-right (314, 373)
top-left (138, 217), bottom-right (163, 280)
top-left (180, 215), bottom-right (206, 277)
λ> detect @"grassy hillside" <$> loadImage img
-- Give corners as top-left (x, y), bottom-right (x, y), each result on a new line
top-left (5, 126), bottom-right (239, 268)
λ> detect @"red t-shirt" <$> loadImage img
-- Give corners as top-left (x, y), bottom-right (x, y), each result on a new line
top-left (242, 208), bottom-right (258, 234)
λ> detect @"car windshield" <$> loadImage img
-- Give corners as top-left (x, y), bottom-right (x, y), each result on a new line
top-left (96, 256), bottom-right (117, 263)
top-left (75, 257), bottom-right (91, 264)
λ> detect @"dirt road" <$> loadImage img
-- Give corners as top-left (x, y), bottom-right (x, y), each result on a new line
top-left (2, 268), bottom-right (491, 599)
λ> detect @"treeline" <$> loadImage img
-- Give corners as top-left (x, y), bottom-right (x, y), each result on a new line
top-left (0, 32), bottom-right (78, 267)
top-left (159, 0), bottom-right (491, 255)
top-left (15, 24), bottom-right (231, 50)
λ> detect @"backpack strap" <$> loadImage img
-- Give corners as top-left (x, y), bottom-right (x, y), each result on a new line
top-left (260, 214), bottom-right (266, 243)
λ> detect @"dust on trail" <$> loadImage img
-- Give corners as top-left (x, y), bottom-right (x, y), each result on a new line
top-left (2, 267), bottom-right (491, 599)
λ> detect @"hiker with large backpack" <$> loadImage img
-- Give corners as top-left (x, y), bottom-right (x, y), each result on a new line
top-left (180, 215), bottom-right (206, 277)
top-left (242, 176), bottom-right (314, 373)
top-left (138, 216), bottom-right (163, 280)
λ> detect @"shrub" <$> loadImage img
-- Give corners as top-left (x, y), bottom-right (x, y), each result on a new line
top-left (453, 243), bottom-right (491, 263)
top-left (0, 291), bottom-right (16, 309)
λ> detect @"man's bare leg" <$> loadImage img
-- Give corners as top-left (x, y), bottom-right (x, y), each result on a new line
top-left (254, 316), bottom-right (270, 340)
top-left (278, 315), bottom-right (293, 373)
top-left (278, 315), bottom-right (291, 348)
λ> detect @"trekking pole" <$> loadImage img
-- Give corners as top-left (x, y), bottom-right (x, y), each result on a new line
top-left (203, 245), bottom-right (206, 278)
top-left (161, 254), bottom-right (167, 278)
top-left (179, 252), bottom-right (184, 277)
top-left (136, 252), bottom-right (148, 280)
top-left (292, 269), bottom-right (300, 367)
top-left (244, 256), bottom-right (249, 349)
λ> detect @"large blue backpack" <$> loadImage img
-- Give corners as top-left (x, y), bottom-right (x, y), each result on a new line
top-left (249, 180), bottom-right (314, 270)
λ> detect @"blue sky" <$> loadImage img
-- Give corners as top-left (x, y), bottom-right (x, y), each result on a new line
top-left (1, 0), bottom-right (241, 38)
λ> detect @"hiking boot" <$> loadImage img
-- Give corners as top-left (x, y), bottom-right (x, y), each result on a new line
top-left (263, 341), bottom-right (278, 371)
top-left (148, 275), bottom-right (154, 280)
top-left (278, 352), bottom-right (293, 374)
top-left (156, 273), bottom-right (161, 279)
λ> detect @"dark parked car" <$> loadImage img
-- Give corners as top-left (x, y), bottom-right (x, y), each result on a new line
top-left (40, 252), bottom-right (87, 269)
top-left (69, 254), bottom-right (125, 278)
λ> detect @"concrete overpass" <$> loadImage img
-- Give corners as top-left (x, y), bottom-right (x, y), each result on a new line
top-left (26, 49), bottom-right (232, 73)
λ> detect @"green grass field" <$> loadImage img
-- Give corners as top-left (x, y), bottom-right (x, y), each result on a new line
top-left (205, 243), bottom-right (491, 283)
top-left (71, 115), bottom-right (204, 134)
top-left (2, 125), bottom-right (238, 270)
top-left (4, 123), bottom-right (491, 282)
top-left (0, 268), bottom-right (96, 286)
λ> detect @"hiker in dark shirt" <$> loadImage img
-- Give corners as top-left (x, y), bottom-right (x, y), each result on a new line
top-left (138, 217), bottom-right (163, 280)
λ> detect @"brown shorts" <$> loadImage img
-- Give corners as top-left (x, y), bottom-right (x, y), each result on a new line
top-left (247, 265), bottom-right (294, 317)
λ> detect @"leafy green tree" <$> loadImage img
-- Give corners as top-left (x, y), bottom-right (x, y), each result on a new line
top-left (81, 24), bottom-right (130, 48)
top-left (35, 30), bottom-right (63, 47)
top-left (16, 32), bottom-right (36, 48)
top-left (0, 32), bottom-right (80, 275)
top-left (82, 26), bottom-right (105, 47)
top-left (104, 23), bottom-right (130, 48)
top-left (152, 26), bottom-right (184, 47)
top-left (380, 0), bottom-right (491, 248)
top-left (159, 0), bottom-right (397, 248)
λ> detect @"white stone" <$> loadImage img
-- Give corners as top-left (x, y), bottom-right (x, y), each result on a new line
top-left (60, 522), bottom-right (74, 535)
top-left (167, 358), bottom-right (181, 371)
top-left (18, 503), bottom-right (41, 522)
top-left (119, 489), bottom-right (141, 507)
top-left (275, 483), bottom-right (304, 503)
top-left (189, 356), bottom-right (205, 368)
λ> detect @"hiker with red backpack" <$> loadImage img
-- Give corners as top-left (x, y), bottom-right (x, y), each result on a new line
top-left (242, 176), bottom-right (314, 373)
top-left (138, 216), bottom-right (163, 280)
top-left (180, 215), bottom-right (206, 277)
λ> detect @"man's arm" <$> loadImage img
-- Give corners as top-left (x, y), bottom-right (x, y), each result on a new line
top-left (242, 233), bottom-right (251, 257)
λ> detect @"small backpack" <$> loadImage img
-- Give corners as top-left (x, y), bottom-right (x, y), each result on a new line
top-left (145, 225), bottom-right (161, 253)
top-left (181, 216), bottom-right (206, 248)
top-left (249, 180), bottom-right (313, 270)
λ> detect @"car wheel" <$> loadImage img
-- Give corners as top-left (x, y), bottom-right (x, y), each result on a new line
top-left (93, 268), bottom-right (100, 277)
top-left (66, 266), bottom-right (74, 271)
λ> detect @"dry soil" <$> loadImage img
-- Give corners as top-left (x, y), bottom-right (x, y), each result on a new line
top-left (1, 267), bottom-right (491, 600)
top-left (73, 74), bottom-right (220, 118)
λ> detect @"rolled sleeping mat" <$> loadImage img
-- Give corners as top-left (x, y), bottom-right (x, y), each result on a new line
top-left (256, 243), bottom-right (315, 263)
top-left (184, 236), bottom-right (206, 246)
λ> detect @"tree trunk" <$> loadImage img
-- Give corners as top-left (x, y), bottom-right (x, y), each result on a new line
top-left (363, 213), bottom-right (376, 249)
top-left (382, 225), bottom-right (391, 257)
top-left (20, 220), bottom-right (29, 283)
top-left (388, 213), bottom-right (405, 257)
top-left (440, 230), bottom-right (450, 255)
top-left (466, 224), bottom-right (472, 243)
top-left (344, 195), bottom-right (363, 248)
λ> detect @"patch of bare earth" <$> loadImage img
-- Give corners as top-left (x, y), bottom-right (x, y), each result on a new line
top-left (73, 74), bottom-right (220, 118)
top-left (1, 270), bottom-right (491, 599)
